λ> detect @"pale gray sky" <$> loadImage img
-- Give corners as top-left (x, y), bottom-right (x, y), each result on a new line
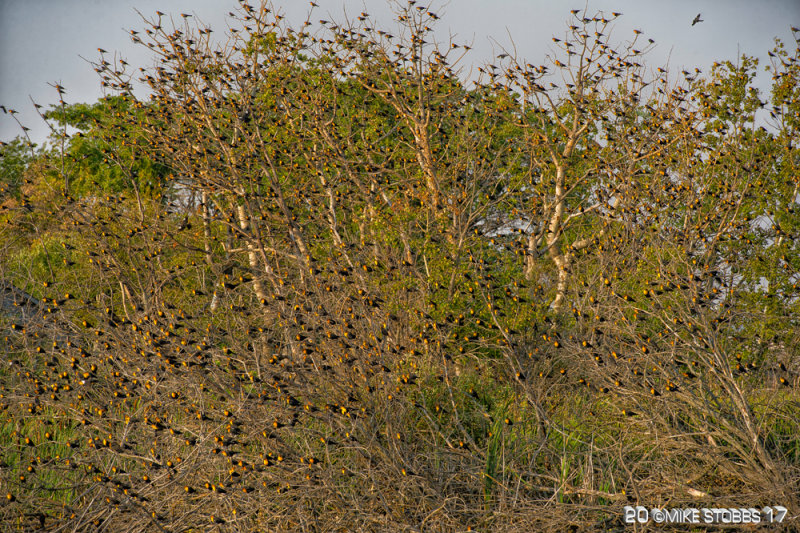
top-left (1, 0), bottom-right (798, 144)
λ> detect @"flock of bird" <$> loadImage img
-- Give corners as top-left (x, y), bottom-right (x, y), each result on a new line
top-left (1, 1), bottom-right (798, 530)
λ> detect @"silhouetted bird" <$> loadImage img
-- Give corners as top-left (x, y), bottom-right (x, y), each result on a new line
top-left (691, 13), bottom-right (703, 26)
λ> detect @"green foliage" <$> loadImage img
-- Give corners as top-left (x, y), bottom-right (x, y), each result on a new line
top-left (0, 137), bottom-right (35, 198)
top-left (0, 3), bottom-right (798, 531)
top-left (43, 97), bottom-right (170, 195)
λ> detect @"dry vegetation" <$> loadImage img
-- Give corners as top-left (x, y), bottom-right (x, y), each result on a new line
top-left (1, 1), bottom-right (799, 531)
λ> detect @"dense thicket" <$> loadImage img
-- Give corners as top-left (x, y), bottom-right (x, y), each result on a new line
top-left (1, 2), bottom-right (798, 531)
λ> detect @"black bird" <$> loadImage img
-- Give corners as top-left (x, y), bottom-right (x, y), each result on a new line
top-left (691, 13), bottom-right (703, 26)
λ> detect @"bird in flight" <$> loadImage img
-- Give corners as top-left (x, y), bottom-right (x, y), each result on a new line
top-left (691, 13), bottom-right (703, 26)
